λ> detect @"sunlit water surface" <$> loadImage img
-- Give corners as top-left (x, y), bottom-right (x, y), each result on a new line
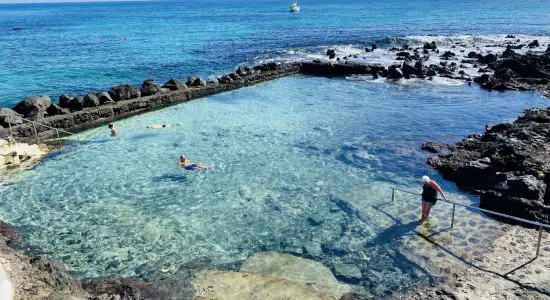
top-left (0, 76), bottom-right (548, 294)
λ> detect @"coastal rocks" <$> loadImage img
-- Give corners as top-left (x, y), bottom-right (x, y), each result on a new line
top-left (59, 94), bottom-right (73, 108)
top-left (0, 220), bottom-right (19, 246)
top-left (68, 96), bottom-right (85, 112)
top-left (141, 80), bottom-right (161, 96)
top-left (162, 79), bottom-right (187, 91)
top-left (98, 92), bottom-right (115, 105)
top-left (12, 95), bottom-right (52, 120)
top-left (299, 61), bottom-right (381, 77)
top-left (327, 49), bottom-right (336, 59)
top-left (0, 141), bottom-right (49, 172)
top-left (387, 65), bottom-right (403, 80)
top-left (424, 108), bottom-right (550, 223)
top-left (0, 108), bottom-right (22, 127)
top-left (240, 252), bottom-right (350, 298)
top-left (46, 103), bottom-right (68, 116)
top-left (109, 84), bottom-right (141, 101)
top-left (423, 41), bottom-right (437, 51)
top-left (187, 76), bottom-right (206, 87)
top-left (527, 40), bottom-right (539, 48)
top-left (84, 277), bottom-right (152, 300)
top-left (84, 93), bottom-right (100, 108)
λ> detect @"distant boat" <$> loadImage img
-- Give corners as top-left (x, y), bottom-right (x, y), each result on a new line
top-left (290, 0), bottom-right (300, 12)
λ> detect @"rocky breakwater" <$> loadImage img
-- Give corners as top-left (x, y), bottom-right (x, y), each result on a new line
top-left (0, 62), bottom-right (300, 142)
top-left (474, 46), bottom-right (550, 97)
top-left (422, 108), bottom-right (550, 224)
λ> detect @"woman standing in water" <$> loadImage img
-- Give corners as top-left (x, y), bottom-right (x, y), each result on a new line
top-left (420, 176), bottom-right (448, 223)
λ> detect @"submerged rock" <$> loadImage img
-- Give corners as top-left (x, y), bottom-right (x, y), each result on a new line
top-left (333, 262), bottom-right (363, 283)
top-left (240, 251), bottom-right (350, 298)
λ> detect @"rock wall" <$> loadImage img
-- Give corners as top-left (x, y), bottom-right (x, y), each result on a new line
top-left (0, 62), bottom-right (300, 143)
top-left (423, 108), bottom-right (550, 224)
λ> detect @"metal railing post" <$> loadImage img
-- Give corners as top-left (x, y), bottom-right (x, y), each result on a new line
top-left (55, 129), bottom-right (62, 147)
top-left (536, 226), bottom-right (543, 258)
top-left (391, 188), bottom-right (395, 202)
top-left (451, 203), bottom-right (456, 228)
top-left (32, 121), bottom-right (39, 144)
top-left (7, 116), bottom-right (13, 137)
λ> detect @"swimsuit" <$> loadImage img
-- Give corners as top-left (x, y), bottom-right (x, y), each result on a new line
top-left (184, 163), bottom-right (197, 170)
top-left (422, 184), bottom-right (438, 205)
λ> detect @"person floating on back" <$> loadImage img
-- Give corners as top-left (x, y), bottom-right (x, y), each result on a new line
top-left (147, 123), bottom-right (182, 129)
top-left (420, 176), bottom-right (448, 224)
top-left (108, 122), bottom-right (117, 136)
top-left (178, 155), bottom-right (208, 171)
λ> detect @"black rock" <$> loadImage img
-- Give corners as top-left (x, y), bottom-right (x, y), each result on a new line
top-left (387, 65), bottom-right (403, 80)
top-left (58, 95), bottom-right (73, 108)
top-left (187, 76), bottom-right (206, 87)
top-left (84, 93), bottom-right (100, 108)
top-left (141, 79), bottom-right (161, 96)
top-left (68, 96), bottom-right (84, 112)
top-left (0, 108), bottom-right (23, 127)
top-left (440, 51), bottom-right (456, 60)
top-left (12, 95), bottom-right (52, 120)
top-left (477, 53), bottom-right (497, 64)
top-left (505, 35), bottom-right (516, 39)
top-left (528, 40), bottom-right (540, 48)
top-left (46, 103), bottom-right (68, 116)
top-left (108, 84), bottom-right (141, 101)
top-left (162, 79), bottom-right (187, 91)
top-left (423, 41), bottom-right (437, 51)
top-left (97, 92), bottom-right (115, 105)
top-left (467, 51), bottom-right (478, 58)
top-left (326, 49), bottom-right (336, 56)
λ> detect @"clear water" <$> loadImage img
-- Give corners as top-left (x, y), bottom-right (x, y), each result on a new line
top-left (1, 0), bottom-right (550, 106)
top-left (1, 76), bottom-right (548, 294)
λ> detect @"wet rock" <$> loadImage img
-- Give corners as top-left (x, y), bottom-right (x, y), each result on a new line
top-left (303, 241), bottom-right (323, 258)
top-left (108, 84), bottom-right (141, 101)
top-left (84, 93), bottom-right (100, 108)
top-left (505, 35), bottom-right (516, 39)
top-left (423, 41), bottom-right (437, 51)
top-left (187, 76), bottom-right (205, 87)
top-left (141, 79), bottom-right (161, 96)
top-left (236, 66), bottom-right (250, 76)
top-left (0, 108), bottom-right (22, 127)
top-left (440, 51), bottom-right (456, 60)
top-left (333, 262), bottom-right (362, 283)
top-left (98, 92), bottom-right (115, 105)
top-left (68, 96), bottom-right (85, 112)
top-left (84, 277), bottom-right (152, 299)
top-left (307, 214), bottom-right (325, 226)
top-left (477, 53), bottom-right (497, 64)
top-left (193, 270), bottom-right (335, 300)
top-left (12, 95), bottom-right (52, 120)
top-left (239, 251), bottom-right (350, 298)
top-left (162, 79), bottom-right (187, 91)
top-left (0, 220), bottom-right (19, 245)
top-left (528, 40), bottom-right (540, 48)
top-left (46, 103), bottom-right (68, 116)
top-left (421, 141), bottom-right (455, 154)
top-left (387, 65), bottom-right (403, 80)
top-left (58, 94), bottom-right (73, 108)
top-left (29, 256), bottom-right (79, 291)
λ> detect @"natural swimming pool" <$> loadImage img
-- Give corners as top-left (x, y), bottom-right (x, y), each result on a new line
top-left (0, 75), bottom-right (548, 294)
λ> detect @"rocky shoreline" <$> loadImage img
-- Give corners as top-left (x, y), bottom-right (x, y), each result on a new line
top-left (423, 107), bottom-right (550, 224)
top-left (1, 37), bottom-right (549, 143)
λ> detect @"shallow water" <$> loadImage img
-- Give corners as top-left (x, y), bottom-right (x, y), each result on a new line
top-left (0, 76), bottom-right (548, 294)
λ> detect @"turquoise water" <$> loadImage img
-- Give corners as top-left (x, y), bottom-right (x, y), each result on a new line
top-left (1, 76), bottom-right (548, 295)
top-left (2, 0), bottom-right (550, 296)
top-left (1, 0), bottom-right (550, 107)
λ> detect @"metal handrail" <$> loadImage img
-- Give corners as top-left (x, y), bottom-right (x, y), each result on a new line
top-left (1, 113), bottom-right (79, 145)
top-left (389, 187), bottom-right (548, 258)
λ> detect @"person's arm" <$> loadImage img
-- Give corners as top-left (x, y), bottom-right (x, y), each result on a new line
top-left (431, 181), bottom-right (448, 202)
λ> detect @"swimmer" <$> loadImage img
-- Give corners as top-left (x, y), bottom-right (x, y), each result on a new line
top-left (147, 123), bottom-right (182, 129)
top-left (178, 155), bottom-right (208, 170)
top-left (108, 122), bottom-right (117, 136)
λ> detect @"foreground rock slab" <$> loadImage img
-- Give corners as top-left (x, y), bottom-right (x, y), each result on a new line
top-left (240, 251), bottom-right (351, 298)
top-left (192, 270), bottom-right (336, 300)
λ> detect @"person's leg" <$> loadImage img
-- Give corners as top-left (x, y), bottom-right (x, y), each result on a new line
top-left (424, 203), bottom-right (434, 220)
top-left (420, 202), bottom-right (427, 223)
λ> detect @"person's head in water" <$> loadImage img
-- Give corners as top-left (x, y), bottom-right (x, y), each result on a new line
top-left (179, 155), bottom-right (185, 163)
top-left (422, 175), bottom-right (431, 185)
top-left (108, 123), bottom-right (114, 129)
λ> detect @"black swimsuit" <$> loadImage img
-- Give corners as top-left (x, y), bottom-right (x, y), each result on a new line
top-left (422, 184), bottom-right (437, 204)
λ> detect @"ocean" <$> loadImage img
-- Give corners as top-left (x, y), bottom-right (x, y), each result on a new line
top-left (1, 0), bottom-right (550, 297)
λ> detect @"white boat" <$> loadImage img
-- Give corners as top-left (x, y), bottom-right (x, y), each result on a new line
top-left (290, 0), bottom-right (300, 12)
